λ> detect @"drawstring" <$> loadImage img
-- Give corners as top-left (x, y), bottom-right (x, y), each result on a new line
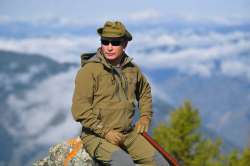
top-left (122, 74), bottom-right (128, 98)
top-left (111, 67), bottom-right (120, 100)
top-left (111, 68), bottom-right (116, 84)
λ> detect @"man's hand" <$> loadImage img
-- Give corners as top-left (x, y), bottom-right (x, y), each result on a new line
top-left (135, 116), bottom-right (150, 134)
top-left (104, 130), bottom-right (125, 145)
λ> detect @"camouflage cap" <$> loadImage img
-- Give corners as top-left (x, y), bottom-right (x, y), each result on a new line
top-left (97, 21), bottom-right (132, 41)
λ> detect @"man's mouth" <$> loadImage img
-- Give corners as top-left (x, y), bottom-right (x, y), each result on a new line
top-left (106, 53), bottom-right (114, 56)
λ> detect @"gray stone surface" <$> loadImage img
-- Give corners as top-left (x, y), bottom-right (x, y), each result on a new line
top-left (33, 137), bottom-right (94, 166)
top-left (32, 137), bottom-right (142, 166)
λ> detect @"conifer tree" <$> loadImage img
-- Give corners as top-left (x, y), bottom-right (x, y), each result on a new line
top-left (225, 150), bottom-right (239, 166)
top-left (238, 147), bottom-right (250, 166)
top-left (153, 101), bottom-right (223, 165)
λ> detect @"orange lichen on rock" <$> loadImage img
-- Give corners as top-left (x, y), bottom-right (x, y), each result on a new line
top-left (63, 137), bottom-right (83, 166)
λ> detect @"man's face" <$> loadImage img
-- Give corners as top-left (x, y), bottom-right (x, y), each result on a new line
top-left (101, 38), bottom-right (127, 62)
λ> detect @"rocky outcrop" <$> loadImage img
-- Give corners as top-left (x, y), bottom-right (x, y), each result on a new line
top-left (33, 137), bottom-right (95, 166)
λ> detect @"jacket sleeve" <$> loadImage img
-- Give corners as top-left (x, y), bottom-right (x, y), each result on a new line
top-left (71, 65), bottom-right (110, 137)
top-left (135, 68), bottom-right (153, 120)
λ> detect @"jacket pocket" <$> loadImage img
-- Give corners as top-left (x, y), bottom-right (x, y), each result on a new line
top-left (98, 101), bottom-right (135, 132)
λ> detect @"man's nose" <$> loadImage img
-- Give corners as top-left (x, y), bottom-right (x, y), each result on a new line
top-left (107, 43), bottom-right (113, 50)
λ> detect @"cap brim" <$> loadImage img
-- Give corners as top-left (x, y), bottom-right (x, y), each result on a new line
top-left (97, 28), bottom-right (103, 36)
top-left (125, 30), bottom-right (132, 41)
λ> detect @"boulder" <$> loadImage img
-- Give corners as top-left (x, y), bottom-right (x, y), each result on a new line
top-left (33, 137), bottom-right (96, 166)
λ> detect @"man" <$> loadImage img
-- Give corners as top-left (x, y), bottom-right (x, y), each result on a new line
top-left (71, 21), bottom-right (169, 166)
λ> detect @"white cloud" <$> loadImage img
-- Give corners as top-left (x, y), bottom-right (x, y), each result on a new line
top-left (17, 64), bottom-right (46, 84)
top-left (3, 67), bottom-right (81, 165)
top-left (128, 9), bottom-right (161, 22)
top-left (0, 24), bottom-right (249, 80)
top-left (176, 14), bottom-right (250, 26)
top-left (5, 68), bottom-right (80, 139)
top-left (221, 60), bottom-right (250, 79)
top-left (0, 36), bottom-right (99, 63)
top-left (131, 31), bottom-right (250, 78)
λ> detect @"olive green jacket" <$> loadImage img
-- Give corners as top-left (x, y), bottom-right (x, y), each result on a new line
top-left (71, 48), bottom-right (152, 138)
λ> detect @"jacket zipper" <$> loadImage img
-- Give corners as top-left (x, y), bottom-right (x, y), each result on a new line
top-left (112, 67), bottom-right (128, 101)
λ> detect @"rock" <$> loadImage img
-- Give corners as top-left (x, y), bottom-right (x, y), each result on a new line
top-left (32, 137), bottom-right (95, 166)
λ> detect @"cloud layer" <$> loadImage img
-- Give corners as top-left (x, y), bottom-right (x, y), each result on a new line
top-left (1, 24), bottom-right (249, 80)
top-left (0, 36), bottom-right (99, 63)
top-left (132, 31), bottom-right (250, 79)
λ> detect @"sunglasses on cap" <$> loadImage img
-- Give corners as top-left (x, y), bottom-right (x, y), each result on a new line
top-left (101, 39), bottom-right (123, 46)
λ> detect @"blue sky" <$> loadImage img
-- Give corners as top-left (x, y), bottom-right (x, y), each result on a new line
top-left (1, 0), bottom-right (250, 23)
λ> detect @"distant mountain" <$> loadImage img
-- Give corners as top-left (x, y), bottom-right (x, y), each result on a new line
top-left (0, 50), bottom-right (76, 165)
top-left (0, 50), bottom-right (74, 100)
top-left (143, 68), bottom-right (250, 150)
